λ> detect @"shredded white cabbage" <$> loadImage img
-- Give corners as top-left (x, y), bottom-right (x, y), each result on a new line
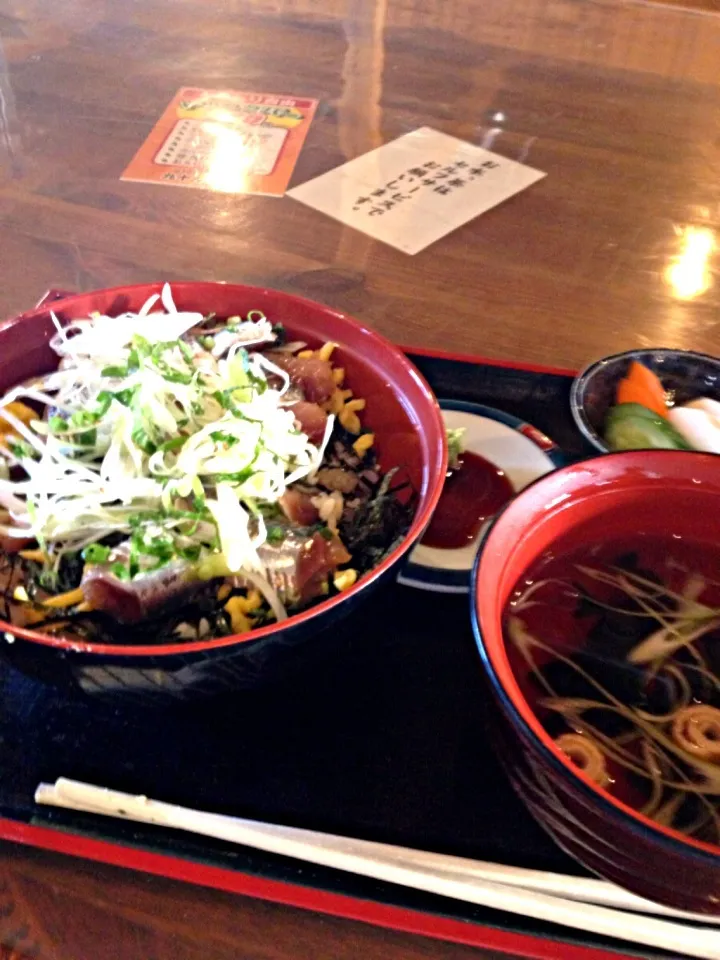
top-left (0, 284), bottom-right (335, 592)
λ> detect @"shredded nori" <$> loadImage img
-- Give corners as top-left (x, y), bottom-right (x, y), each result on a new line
top-left (339, 467), bottom-right (416, 575)
top-left (22, 551), bottom-right (85, 599)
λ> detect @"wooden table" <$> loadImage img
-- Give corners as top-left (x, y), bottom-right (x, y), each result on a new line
top-left (1, 0), bottom-right (720, 957)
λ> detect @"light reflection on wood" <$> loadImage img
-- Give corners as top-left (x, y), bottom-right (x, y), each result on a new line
top-left (335, 0), bottom-right (387, 269)
top-left (257, 0), bottom-right (720, 84)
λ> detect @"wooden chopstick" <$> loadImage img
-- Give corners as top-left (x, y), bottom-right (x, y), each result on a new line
top-left (35, 779), bottom-right (716, 925)
top-left (35, 779), bottom-right (720, 960)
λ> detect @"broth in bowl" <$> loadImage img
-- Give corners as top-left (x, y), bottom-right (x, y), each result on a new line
top-left (505, 532), bottom-right (720, 848)
top-left (473, 450), bottom-right (720, 910)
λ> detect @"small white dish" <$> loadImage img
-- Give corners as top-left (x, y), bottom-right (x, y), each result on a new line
top-left (398, 400), bottom-right (564, 593)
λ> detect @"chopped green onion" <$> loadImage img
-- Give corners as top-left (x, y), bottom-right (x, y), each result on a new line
top-left (83, 543), bottom-right (112, 564)
top-left (215, 467), bottom-right (256, 484)
top-left (178, 544), bottom-right (201, 562)
top-left (114, 387), bottom-right (137, 407)
top-left (76, 428), bottom-right (97, 447)
top-left (7, 439), bottom-right (35, 459)
top-left (266, 525), bottom-right (285, 544)
top-left (94, 393), bottom-right (113, 417)
top-left (158, 435), bottom-right (188, 453)
top-left (111, 562), bottom-right (131, 581)
top-left (210, 431), bottom-right (239, 446)
top-left (131, 425), bottom-right (156, 455)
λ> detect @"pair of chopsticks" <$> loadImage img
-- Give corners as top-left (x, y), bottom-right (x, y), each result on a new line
top-left (36, 779), bottom-right (720, 959)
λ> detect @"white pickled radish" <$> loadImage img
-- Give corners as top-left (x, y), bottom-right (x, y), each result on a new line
top-left (683, 396), bottom-right (720, 429)
top-left (667, 407), bottom-right (720, 453)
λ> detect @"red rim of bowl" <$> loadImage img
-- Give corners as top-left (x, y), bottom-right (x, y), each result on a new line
top-left (472, 450), bottom-right (720, 862)
top-left (0, 283), bottom-right (447, 658)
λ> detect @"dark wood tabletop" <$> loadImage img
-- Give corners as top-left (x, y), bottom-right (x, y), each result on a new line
top-left (2, 0), bottom-right (720, 957)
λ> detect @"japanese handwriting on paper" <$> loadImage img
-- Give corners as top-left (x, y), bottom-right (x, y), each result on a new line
top-left (352, 155), bottom-right (506, 214)
top-left (467, 159), bottom-right (501, 181)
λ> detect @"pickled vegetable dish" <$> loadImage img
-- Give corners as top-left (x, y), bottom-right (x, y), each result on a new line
top-left (604, 360), bottom-right (720, 453)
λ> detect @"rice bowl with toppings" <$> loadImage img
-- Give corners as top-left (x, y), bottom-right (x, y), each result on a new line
top-left (0, 284), bottom-right (423, 650)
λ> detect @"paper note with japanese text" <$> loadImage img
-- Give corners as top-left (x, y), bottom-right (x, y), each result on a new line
top-left (287, 127), bottom-right (546, 254)
top-left (122, 88), bottom-right (318, 196)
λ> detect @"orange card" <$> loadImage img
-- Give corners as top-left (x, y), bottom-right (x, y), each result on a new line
top-left (122, 88), bottom-right (318, 196)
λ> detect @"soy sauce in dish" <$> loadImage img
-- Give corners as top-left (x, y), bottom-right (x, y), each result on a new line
top-left (422, 452), bottom-right (514, 549)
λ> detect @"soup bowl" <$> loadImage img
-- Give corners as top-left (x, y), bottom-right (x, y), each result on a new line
top-left (472, 450), bottom-right (720, 913)
top-left (0, 283), bottom-right (446, 702)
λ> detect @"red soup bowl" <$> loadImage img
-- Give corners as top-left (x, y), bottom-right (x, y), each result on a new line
top-left (472, 450), bottom-right (720, 914)
top-left (0, 283), bottom-right (446, 702)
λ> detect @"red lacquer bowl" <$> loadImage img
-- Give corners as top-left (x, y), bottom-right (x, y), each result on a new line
top-left (472, 451), bottom-right (720, 914)
top-left (0, 283), bottom-right (447, 701)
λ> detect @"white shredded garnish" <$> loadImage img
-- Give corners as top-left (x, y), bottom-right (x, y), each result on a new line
top-left (0, 286), bottom-right (332, 597)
